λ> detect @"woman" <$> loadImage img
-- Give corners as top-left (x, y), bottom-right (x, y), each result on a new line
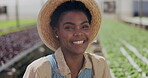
top-left (23, 0), bottom-right (111, 78)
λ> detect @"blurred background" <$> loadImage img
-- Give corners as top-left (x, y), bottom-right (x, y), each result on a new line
top-left (0, 0), bottom-right (148, 78)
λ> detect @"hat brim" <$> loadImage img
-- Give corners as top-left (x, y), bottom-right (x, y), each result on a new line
top-left (37, 0), bottom-right (101, 51)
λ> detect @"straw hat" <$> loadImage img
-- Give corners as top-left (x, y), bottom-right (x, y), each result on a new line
top-left (37, 0), bottom-right (101, 51)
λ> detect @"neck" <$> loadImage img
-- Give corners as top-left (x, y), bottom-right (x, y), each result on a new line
top-left (63, 52), bottom-right (84, 64)
top-left (62, 50), bottom-right (85, 77)
top-left (62, 49), bottom-right (84, 66)
top-left (61, 47), bottom-right (85, 65)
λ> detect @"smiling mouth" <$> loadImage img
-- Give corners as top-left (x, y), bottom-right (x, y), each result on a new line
top-left (72, 40), bottom-right (85, 45)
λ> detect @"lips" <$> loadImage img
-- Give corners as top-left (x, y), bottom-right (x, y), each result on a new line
top-left (73, 40), bottom-right (84, 44)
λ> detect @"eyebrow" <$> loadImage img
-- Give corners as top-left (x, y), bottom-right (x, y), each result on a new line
top-left (63, 21), bottom-right (89, 26)
top-left (80, 21), bottom-right (89, 25)
top-left (63, 22), bottom-right (75, 26)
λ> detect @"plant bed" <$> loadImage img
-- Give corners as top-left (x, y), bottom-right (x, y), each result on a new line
top-left (99, 19), bottom-right (148, 77)
top-left (0, 27), bottom-right (41, 66)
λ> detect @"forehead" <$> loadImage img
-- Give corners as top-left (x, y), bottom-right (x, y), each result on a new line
top-left (59, 11), bottom-right (88, 23)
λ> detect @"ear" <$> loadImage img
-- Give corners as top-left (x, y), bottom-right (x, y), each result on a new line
top-left (53, 27), bottom-right (58, 37)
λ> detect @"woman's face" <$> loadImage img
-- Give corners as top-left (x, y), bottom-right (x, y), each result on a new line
top-left (55, 11), bottom-right (92, 55)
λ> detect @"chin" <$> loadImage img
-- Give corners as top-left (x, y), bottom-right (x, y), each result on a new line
top-left (72, 48), bottom-right (86, 55)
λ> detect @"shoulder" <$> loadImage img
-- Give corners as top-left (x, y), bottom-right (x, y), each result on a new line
top-left (28, 56), bottom-right (51, 70)
top-left (86, 53), bottom-right (108, 70)
top-left (86, 53), bottom-right (106, 63)
top-left (23, 56), bottom-right (51, 78)
top-left (85, 53), bottom-right (111, 78)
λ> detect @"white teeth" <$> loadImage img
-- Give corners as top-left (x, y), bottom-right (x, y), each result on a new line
top-left (73, 41), bottom-right (84, 44)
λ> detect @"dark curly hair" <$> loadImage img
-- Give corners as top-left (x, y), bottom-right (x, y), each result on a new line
top-left (50, 1), bottom-right (92, 28)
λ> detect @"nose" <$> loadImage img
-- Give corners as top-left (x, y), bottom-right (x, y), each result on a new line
top-left (73, 29), bottom-right (84, 37)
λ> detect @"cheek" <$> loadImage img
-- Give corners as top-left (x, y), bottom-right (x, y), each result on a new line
top-left (58, 30), bottom-right (73, 41)
top-left (85, 29), bottom-right (92, 37)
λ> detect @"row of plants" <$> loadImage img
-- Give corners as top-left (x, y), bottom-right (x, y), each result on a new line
top-left (0, 19), bottom-right (36, 29)
top-left (0, 27), bottom-right (41, 66)
top-left (99, 19), bottom-right (148, 78)
top-left (0, 19), bottom-right (36, 36)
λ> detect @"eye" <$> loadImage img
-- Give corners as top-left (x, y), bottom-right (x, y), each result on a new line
top-left (82, 25), bottom-right (90, 29)
top-left (64, 26), bottom-right (74, 30)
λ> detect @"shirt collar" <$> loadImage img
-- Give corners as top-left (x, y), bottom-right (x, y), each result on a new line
top-left (55, 48), bottom-right (92, 76)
